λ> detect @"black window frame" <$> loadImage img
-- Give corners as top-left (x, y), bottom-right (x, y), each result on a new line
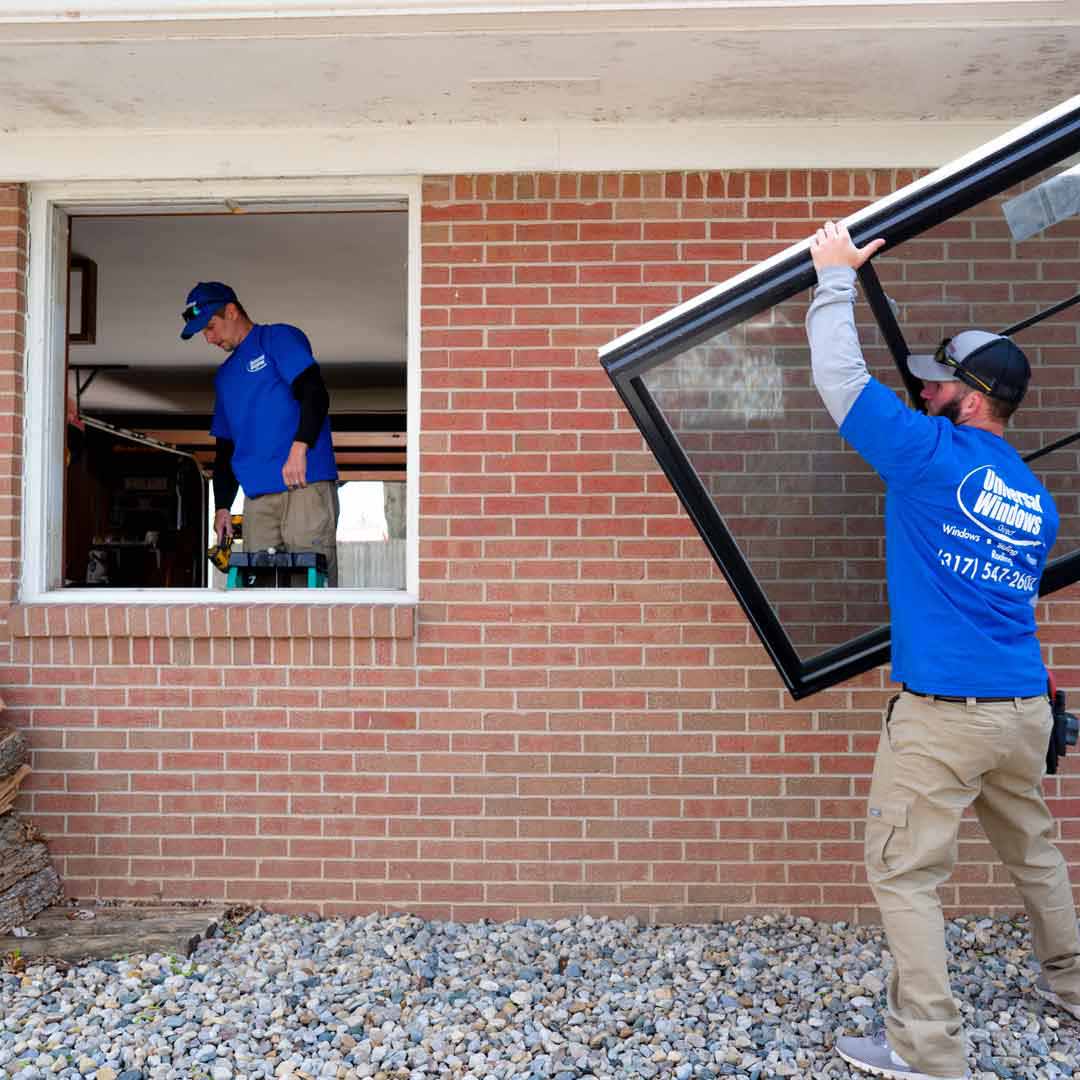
top-left (599, 97), bottom-right (1080, 699)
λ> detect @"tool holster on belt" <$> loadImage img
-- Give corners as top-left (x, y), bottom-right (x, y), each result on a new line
top-left (1047, 673), bottom-right (1080, 775)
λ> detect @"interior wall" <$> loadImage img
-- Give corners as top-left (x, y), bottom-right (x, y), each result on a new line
top-left (69, 210), bottom-right (409, 418)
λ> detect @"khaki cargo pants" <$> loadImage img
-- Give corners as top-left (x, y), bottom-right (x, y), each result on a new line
top-left (243, 480), bottom-right (340, 587)
top-left (866, 690), bottom-right (1080, 1077)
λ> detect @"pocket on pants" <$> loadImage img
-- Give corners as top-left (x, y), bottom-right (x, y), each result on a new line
top-left (882, 694), bottom-right (906, 751)
top-left (866, 800), bottom-right (909, 876)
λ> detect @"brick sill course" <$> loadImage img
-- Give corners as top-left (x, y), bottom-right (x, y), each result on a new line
top-left (7, 603), bottom-right (415, 640)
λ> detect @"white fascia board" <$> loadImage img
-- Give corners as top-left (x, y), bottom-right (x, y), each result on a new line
top-left (0, 0), bottom-right (1074, 40)
top-left (599, 93), bottom-right (1080, 358)
top-left (0, 120), bottom-right (1022, 182)
top-left (0, 0), bottom-right (1068, 18)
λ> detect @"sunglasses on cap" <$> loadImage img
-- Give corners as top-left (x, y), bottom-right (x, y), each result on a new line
top-left (933, 337), bottom-right (997, 397)
top-left (181, 300), bottom-right (226, 324)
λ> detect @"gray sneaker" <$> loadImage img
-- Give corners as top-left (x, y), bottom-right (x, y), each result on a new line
top-left (1035, 973), bottom-right (1080, 1020)
top-left (835, 1032), bottom-right (968, 1080)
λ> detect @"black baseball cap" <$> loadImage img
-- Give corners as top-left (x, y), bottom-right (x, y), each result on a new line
top-left (907, 331), bottom-right (1031, 404)
top-left (180, 281), bottom-right (238, 340)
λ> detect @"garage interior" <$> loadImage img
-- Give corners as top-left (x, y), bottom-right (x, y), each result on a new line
top-left (63, 207), bottom-right (408, 590)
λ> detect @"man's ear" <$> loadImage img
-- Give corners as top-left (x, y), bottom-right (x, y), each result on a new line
top-left (967, 391), bottom-right (991, 423)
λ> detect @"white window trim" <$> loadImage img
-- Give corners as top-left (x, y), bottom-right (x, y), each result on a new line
top-left (23, 176), bottom-right (421, 605)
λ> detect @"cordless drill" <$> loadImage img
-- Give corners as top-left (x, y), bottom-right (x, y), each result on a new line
top-left (207, 532), bottom-right (233, 574)
top-left (207, 514), bottom-right (243, 573)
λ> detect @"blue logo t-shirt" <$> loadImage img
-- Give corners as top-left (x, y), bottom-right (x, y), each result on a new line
top-left (840, 378), bottom-right (1056, 697)
top-left (210, 324), bottom-right (337, 498)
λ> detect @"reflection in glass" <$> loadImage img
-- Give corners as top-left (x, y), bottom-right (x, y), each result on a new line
top-left (642, 297), bottom-right (889, 660)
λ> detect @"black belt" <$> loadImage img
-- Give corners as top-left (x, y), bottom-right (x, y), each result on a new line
top-left (903, 685), bottom-right (1017, 703)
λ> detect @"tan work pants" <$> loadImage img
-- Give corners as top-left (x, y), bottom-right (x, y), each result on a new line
top-left (243, 480), bottom-right (340, 587)
top-left (866, 690), bottom-right (1080, 1076)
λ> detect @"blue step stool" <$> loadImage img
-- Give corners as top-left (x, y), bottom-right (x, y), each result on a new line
top-left (226, 550), bottom-right (328, 589)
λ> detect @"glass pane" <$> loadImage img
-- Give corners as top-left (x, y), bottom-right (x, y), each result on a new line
top-left (640, 151), bottom-right (1080, 666)
top-left (604, 104), bottom-right (1080, 692)
top-left (641, 295), bottom-right (890, 660)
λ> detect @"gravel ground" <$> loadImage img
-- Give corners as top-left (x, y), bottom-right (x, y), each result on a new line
top-left (0, 910), bottom-right (1077, 1080)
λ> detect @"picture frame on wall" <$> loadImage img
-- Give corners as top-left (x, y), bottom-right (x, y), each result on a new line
top-left (68, 253), bottom-right (97, 345)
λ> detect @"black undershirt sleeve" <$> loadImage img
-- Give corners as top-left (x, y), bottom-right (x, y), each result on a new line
top-left (213, 437), bottom-right (239, 512)
top-left (291, 364), bottom-right (330, 447)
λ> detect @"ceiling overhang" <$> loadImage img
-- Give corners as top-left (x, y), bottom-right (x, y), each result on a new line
top-left (1, 2), bottom-right (1078, 174)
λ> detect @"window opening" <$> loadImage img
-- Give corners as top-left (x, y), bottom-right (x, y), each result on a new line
top-left (64, 208), bottom-right (408, 591)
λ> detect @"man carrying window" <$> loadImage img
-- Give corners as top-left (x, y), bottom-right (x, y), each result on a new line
top-left (181, 281), bottom-right (339, 586)
top-left (807, 220), bottom-right (1080, 1080)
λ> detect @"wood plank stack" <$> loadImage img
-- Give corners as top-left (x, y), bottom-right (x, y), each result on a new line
top-left (0, 727), bottom-right (62, 933)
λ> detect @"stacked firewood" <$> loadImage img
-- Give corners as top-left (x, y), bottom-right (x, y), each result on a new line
top-left (0, 726), bottom-right (30, 814)
top-left (0, 727), bottom-right (62, 932)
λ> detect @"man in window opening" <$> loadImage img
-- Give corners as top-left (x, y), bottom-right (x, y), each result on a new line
top-left (806, 221), bottom-right (1080, 1080)
top-left (180, 281), bottom-right (339, 586)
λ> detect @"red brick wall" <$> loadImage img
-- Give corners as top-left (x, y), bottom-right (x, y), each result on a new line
top-left (1, 172), bottom-right (1078, 922)
top-left (0, 185), bottom-right (25, 649)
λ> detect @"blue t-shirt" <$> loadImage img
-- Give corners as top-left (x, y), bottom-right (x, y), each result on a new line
top-left (840, 378), bottom-right (1056, 697)
top-left (210, 324), bottom-right (337, 499)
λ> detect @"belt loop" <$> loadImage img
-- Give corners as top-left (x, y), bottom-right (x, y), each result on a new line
top-left (1014, 696), bottom-right (1022, 710)
top-left (965, 696), bottom-right (975, 711)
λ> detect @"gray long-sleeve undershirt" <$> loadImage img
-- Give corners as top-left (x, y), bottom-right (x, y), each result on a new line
top-left (805, 265), bottom-right (870, 427)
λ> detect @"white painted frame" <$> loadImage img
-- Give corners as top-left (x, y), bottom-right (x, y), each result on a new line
top-left (24, 176), bottom-right (421, 605)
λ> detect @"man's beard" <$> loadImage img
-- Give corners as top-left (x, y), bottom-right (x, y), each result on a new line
top-left (938, 398), bottom-right (965, 425)
top-left (936, 388), bottom-right (974, 426)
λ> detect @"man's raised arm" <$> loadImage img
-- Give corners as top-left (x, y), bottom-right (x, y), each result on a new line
top-left (805, 221), bottom-right (885, 426)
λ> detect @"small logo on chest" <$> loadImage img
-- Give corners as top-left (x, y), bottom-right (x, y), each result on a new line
top-left (247, 355), bottom-right (267, 373)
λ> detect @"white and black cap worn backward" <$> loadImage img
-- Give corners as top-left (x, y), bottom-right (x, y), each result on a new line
top-left (906, 330), bottom-right (1032, 404)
